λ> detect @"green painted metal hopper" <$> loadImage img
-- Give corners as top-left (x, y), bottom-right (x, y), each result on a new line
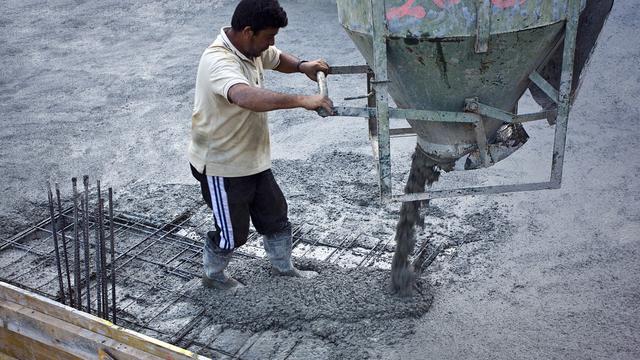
top-left (322, 0), bottom-right (612, 200)
top-left (336, 0), bottom-right (585, 162)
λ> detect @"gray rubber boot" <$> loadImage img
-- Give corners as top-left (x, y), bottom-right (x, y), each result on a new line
top-left (202, 231), bottom-right (243, 290)
top-left (263, 225), bottom-right (318, 279)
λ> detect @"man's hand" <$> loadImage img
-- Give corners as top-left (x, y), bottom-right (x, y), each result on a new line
top-left (300, 94), bottom-right (334, 115)
top-left (299, 59), bottom-right (330, 82)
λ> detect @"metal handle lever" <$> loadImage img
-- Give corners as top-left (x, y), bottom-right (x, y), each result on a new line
top-left (317, 71), bottom-right (328, 98)
top-left (316, 71), bottom-right (332, 117)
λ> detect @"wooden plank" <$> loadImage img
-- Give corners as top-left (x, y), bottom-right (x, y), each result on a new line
top-left (0, 352), bottom-right (21, 360)
top-left (0, 353), bottom-right (20, 360)
top-left (0, 299), bottom-right (165, 360)
top-left (0, 327), bottom-right (81, 360)
top-left (0, 281), bottom-right (208, 360)
top-left (98, 348), bottom-right (117, 360)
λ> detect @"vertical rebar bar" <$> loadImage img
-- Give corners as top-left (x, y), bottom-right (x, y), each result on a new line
top-left (55, 182), bottom-right (74, 307)
top-left (82, 175), bottom-right (91, 313)
top-left (99, 196), bottom-right (109, 319)
top-left (47, 182), bottom-right (66, 305)
top-left (108, 188), bottom-right (117, 324)
top-left (72, 177), bottom-right (82, 310)
top-left (94, 181), bottom-right (103, 318)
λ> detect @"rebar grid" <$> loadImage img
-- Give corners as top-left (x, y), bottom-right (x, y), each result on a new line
top-left (0, 205), bottom-right (439, 357)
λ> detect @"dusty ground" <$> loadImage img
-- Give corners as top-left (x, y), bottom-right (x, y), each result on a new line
top-left (1, 0), bottom-right (639, 359)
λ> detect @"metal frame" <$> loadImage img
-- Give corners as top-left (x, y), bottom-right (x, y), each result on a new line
top-left (319, 0), bottom-right (581, 202)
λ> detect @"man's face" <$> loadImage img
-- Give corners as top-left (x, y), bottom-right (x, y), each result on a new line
top-left (246, 27), bottom-right (279, 58)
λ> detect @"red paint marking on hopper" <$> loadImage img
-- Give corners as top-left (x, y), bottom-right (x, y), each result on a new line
top-left (432, 0), bottom-right (526, 9)
top-left (388, 0), bottom-right (528, 22)
top-left (491, 0), bottom-right (527, 8)
top-left (386, 0), bottom-right (427, 21)
top-left (432, 0), bottom-right (461, 8)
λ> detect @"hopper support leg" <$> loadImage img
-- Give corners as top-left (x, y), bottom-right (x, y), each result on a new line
top-left (551, 0), bottom-right (581, 187)
top-left (370, 0), bottom-right (391, 200)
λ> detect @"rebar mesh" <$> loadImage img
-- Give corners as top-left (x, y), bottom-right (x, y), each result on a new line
top-left (0, 203), bottom-right (436, 358)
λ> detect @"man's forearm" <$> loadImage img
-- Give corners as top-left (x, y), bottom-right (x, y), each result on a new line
top-left (275, 52), bottom-right (302, 74)
top-left (229, 84), bottom-right (305, 112)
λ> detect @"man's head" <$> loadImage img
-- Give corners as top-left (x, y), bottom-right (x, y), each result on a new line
top-left (230, 0), bottom-right (288, 58)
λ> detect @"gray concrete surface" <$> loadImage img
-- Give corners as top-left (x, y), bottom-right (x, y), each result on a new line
top-left (1, 0), bottom-right (639, 359)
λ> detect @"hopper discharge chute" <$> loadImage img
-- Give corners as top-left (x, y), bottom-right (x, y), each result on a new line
top-left (317, 0), bottom-right (612, 201)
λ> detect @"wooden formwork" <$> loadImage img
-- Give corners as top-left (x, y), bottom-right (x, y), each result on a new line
top-left (0, 281), bottom-right (208, 360)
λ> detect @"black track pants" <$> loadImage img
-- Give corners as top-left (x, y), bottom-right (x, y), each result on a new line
top-left (190, 164), bottom-right (289, 251)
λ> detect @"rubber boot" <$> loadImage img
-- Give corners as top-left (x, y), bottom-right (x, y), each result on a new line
top-left (202, 231), bottom-right (243, 290)
top-left (263, 225), bottom-right (318, 279)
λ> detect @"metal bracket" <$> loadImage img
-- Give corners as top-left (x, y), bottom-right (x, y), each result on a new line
top-left (328, 65), bottom-right (370, 75)
top-left (344, 93), bottom-right (373, 101)
top-left (465, 98), bottom-right (556, 124)
top-left (464, 98), bottom-right (491, 168)
top-left (475, 0), bottom-right (491, 53)
top-left (529, 71), bottom-right (560, 105)
top-left (472, 119), bottom-right (491, 168)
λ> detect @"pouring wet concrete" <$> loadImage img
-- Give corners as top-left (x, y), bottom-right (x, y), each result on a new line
top-left (391, 146), bottom-right (441, 296)
top-left (187, 259), bottom-right (432, 355)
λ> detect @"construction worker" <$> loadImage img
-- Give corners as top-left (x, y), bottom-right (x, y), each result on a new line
top-left (189, 0), bottom-right (333, 290)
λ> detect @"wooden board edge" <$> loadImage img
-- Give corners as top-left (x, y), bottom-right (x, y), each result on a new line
top-left (0, 281), bottom-right (208, 360)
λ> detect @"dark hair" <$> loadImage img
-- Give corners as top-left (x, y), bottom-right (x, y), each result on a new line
top-left (231, 0), bottom-right (288, 33)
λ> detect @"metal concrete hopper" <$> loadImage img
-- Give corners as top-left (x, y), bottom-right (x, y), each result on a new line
top-left (338, 0), bottom-right (578, 162)
top-left (319, 0), bottom-right (612, 201)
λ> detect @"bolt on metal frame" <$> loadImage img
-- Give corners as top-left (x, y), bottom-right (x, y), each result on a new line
top-left (317, 0), bottom-right (581, 202)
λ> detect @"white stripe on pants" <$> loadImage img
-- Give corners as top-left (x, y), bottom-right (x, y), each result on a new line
top-left (206, 176), bottom-right (235, 250)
